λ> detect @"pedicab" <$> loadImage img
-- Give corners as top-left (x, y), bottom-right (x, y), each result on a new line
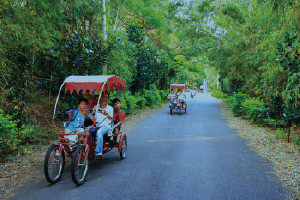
top-left (44, 75), bottom-right (127, 186)
top-left (169, 84), bottom-right (187, 115)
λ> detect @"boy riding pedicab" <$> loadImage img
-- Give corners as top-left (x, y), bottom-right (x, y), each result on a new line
top-left (168, 88), bottom-right (177, 109)
top-left (64, 98), bottom-right (93, 151)
top-left (177, 89), bottom-right (187, 109)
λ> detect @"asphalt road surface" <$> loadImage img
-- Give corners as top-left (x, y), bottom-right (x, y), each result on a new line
top-left (11, 93), bottom-right (290, 200)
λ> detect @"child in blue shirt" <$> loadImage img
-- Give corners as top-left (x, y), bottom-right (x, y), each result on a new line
top-left (65, 98), bottom-right (93, 133)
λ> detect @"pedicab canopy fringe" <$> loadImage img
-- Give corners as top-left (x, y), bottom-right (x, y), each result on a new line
top-left (170, 84), bottom-right (186, 90)
top-left (64, 75), bottom-right (126, 93)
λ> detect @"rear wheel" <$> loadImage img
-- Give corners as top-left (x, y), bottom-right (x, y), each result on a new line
top-left (120, 135), bottom-right (127, 159)
top-left (185, 105), bottom-right (187, 113)
top-left (71, 146), bottom-right (89, 186)
top-left (44, 145), bottom-right (65, 184)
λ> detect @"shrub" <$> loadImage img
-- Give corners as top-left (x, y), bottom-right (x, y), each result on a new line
top-left (0, 109), bottom-right (19, 154)
top-left (124, 95), bottom-right (137, 114)
top-left (274, 128), bottom-right (287, 140)
top-left (241, 98), bottom-right (265, 122)
top-left (262, 118), bottom-right (287, 128)
top-left (228, 92), bottom-right (248, 116)
top-left (19, 124), bottom-right (45, 144)
top-left (144, 90), bottom-right (156, 108)
top-left (211, 89), bottom-right (228, 99)
top-left (144, 89), bottom-right (162, 108)
top-left (120, 97), bottom-right (128, 113)
top-left (135, 95), bottom-right (146, 109)
top-left (0, 109), bottom-right (44, 161)
top-left (159, 90), bottom-right (168, 102)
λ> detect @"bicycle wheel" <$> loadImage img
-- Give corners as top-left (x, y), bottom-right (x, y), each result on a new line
top-left (120, 135), bottom-right (127, 159)
top-left (170, 108), bottom-right (173, 115)
top-left (44, 144), bottom-right (65, 184)
top-left (71, 146), bottom-right (89, 186)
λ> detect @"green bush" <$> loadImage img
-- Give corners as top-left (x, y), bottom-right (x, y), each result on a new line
top-left (144, 90), bottom-right (157, 108)
top-left (159, 90), bottom-right (168, 102)
top-left (19, 124), bottom-right (45, 144)
top-left (135, 94), bottom-right (146, 109)
top-left (227, 92), bottom-right (248, 116)
top-left (211, 89), bottom-right (228, 99)
top-left (274, 128), bottom-right (287, 140)
top-left (143, 90), bottom-right (162, 108)
top-left (263, 118), bottom-right (287, 128)
top-left (0, 109), bottom-right (19, 154)
top-left (120, 97), bottom-right (128, 113)
top-left (124, 95), bottom-right (137, 114)
top-left (241, 98), bottom-right (265, 121)
top-left (0, 109), bottom-right (44, 161)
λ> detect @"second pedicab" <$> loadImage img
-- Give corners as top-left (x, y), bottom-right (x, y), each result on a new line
top-left (168, 84), bottom-right (187, 115)
top-left (44, 75), bottom-right (127, 186)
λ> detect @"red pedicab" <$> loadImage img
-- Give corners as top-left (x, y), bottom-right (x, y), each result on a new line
top-left (169, 84), bottom-right (187, 115)
top-left (44, 75), bottom-right (127, 186)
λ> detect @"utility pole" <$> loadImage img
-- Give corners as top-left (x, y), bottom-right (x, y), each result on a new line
top-left (102, 0), bottom-right (108, 75)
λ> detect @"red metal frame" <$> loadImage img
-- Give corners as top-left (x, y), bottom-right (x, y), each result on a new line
top-left (52, 117), bottom-right (125, 162)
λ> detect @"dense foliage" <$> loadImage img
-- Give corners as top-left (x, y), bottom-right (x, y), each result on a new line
top-left (171, 0), bottom-right (299, 130)
top-left (208, 0), bottom-right (299, 122)
top-left (0, 0), bottom-right (175, 159)
top-left (0, 0), bottom-right (299, 158)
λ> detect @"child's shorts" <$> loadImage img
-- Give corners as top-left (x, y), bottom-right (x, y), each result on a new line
top-left (64, 128), bottom-right (84, 143)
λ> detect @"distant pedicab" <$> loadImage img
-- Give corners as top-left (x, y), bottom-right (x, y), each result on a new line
top-left (44, 75), bottom-right (127, 186)
top-left (168, 84), bottom-right (187, 115)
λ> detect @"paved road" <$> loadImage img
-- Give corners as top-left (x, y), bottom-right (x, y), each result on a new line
top-left (11, 93), bottom-right (290, 200)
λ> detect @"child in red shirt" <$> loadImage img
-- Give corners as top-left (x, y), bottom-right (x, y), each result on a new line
top-left (112, 98), bottom-right (125, 134)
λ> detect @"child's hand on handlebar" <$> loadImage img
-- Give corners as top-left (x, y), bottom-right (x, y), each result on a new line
top-left (102, 110), bottom-right (108, 115)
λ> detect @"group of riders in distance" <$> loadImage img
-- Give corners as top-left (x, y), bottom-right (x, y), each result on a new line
top-left (168, 84), bottom-right (189, 115)
top-left (44, 75), bottom-right (191, 186)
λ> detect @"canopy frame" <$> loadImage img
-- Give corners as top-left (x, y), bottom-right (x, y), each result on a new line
top-left (53, 75), bottom-right (126, 117)
top-left (170, 84), bottom-right (187, 93)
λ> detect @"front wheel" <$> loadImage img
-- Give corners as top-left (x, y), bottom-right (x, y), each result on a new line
top-left (71, 146), bottom-right (89, 186)
top-left (120, 135), bottom-right (127, 159)
top-left (170, 107), bottom-right (173, 115)
top-left (44, 145), bottom-right (65, 184)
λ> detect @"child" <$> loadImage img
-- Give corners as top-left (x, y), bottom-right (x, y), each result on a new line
top-left (112, 98), bottom-right (125, 134)
top-left (168, 88), bottom-right (177, 105)
top-left (65, 98), bottom-right (93, 143)
top-left (177, 89), bottom-right (186, 109)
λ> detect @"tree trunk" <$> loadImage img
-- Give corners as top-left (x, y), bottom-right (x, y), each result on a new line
top-left (102, 0), bottom-right (108, 75)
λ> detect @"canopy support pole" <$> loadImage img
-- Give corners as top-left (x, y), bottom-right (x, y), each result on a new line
top-left (53, 82), bottom-right (65, 117)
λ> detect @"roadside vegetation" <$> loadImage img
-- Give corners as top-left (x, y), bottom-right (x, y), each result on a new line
top-left (0, 0), bottom-right (298, 168)
top-left (211, 89), bottom-right (300, 150)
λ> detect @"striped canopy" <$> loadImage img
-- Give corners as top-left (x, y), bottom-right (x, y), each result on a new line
top-left (170, 84), bottom-right (186, 90)
top-left (64, 75), bottom-right (126, 94)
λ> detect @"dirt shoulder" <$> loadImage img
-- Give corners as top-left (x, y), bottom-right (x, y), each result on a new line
top-left (219, 100), bottom-right (300, 200)
top-left (0, 104), bottom-right (167, 200)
